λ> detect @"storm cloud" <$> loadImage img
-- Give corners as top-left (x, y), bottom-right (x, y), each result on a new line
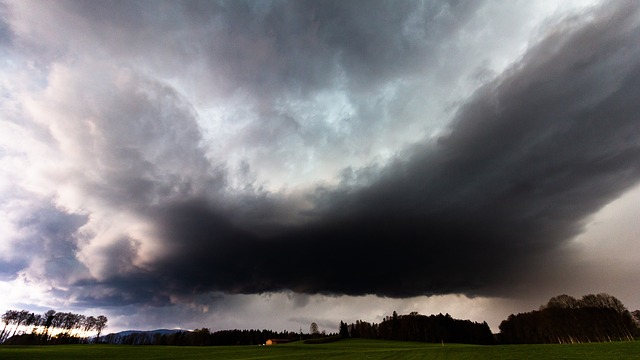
top-left (137, 1), bottom-right (640, 300)
top-left (1, 0), bottom-right (640, 332)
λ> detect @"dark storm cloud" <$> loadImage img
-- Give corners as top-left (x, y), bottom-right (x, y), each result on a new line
top-left (88, 2), bottom-right (640, 301)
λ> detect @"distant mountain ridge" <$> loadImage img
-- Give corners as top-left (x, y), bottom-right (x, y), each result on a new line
top-left (103, 329), bottom-right (188, 344)
top-left (108, 328), bottom-right (188, 337)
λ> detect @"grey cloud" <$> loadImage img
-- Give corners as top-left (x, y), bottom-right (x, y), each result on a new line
top-left (6, 0), bottom-right (513, 191)
top-left (0, 2), bottom-right (12, 46)
top-left (45, 65), bottom-right (224, 208)
top-left (2, 202), bottom-right (88, 283)
top-left (0, 60), bottom-right (230, 295)
top-left (72, 275), bottom-right (173, 308)
top-left (239, 112), bottom-right (301, 151)
top-left (22, 0), bottom-right (482, 104)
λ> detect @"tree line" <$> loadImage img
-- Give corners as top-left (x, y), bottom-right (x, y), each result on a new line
top-left (338, 293), bottom-right (639, 345)
top-left (339, 311), bottom-right (494, 344)
top-left (1, 309), bottom-right (107, 345)
top-left (498, 293), bottom-right (639, 344)
top-left (2, 292), bottom-right (638, 346)
top-left (103, 328), bottom-right (327, 346)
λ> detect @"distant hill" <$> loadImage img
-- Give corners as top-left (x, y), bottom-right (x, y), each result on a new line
top-left (108, 329), bottom-right (187, 337)
top-left (102, 329), bottom-right (187, 344)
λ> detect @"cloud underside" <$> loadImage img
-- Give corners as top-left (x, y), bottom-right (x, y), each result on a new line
top-left (2, 1), bottom-right (640, 308)
top-left (83, 3), bottom-right (640, 303)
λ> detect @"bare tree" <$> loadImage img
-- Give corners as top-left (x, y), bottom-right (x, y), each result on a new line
top-left (1, 308), bottom-right (108, 343)
top-left (11, 310), bottom-right (30, 337)
top-left (43, 310), bottom-right (56, 340)
top-left (95, 315), bottom-right (108, 343)
top-left (1, 310), bottom-right (15, 342)
top-left (83, 316), bottom-right (97, 338)
top-left (25, 313), bottom-right (42, 334)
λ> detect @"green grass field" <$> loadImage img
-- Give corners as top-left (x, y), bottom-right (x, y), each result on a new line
top-left (0, 339), bottom-right (638, 359)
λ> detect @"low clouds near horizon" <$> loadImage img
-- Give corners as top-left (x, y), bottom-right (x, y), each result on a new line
top-left (1, 0), bottom-right (640, 331)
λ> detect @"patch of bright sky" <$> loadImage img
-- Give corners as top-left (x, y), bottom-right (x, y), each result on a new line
top-left (0, 276), bottom-right (56, 313)
top-left (569, 183), bottom-right (640, 312)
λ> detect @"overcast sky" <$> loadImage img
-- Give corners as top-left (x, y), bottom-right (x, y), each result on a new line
top-left (1, 0), bottom-right (640, 334)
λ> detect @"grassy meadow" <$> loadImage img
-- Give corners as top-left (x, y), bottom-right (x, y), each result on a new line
top-left (0, 339), bottom-right (638, 359)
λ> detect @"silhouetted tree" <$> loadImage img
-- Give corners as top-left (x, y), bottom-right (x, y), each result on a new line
top-left (1, 310), bottom-right (14, 342)
top-left (41, 310), bottom-right (56, 341)
top-left (10, 310), bottom-right (30, 337)
top-left (83, 316), bottom-right (96, 338)
top-left (543, 294), bottom-right (580, 310)
top-left (189, 328), bottom-right (211, 346)
top-left (341, 311), bottom-right (493, 344)
top-left (1, 308), bottom-right (108, 345)
top-left (339, 321), bottom-right (349, 338)
top-left (310, 322), bottom-right (319, 336)
top-left (391, 311), bottom-right (399, 340)
top-left (631, 310), bottom-right (640, 328)
top-left (499, 293), bottom-right (638, 344)
top-left (94, 315), bottom-right (108, 343)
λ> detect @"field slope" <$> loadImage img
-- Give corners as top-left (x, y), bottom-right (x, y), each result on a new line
top-left (0, 339), bottom-right (638, 359)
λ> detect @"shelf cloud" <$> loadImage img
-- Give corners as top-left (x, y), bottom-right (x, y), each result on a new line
top-left (1, 0), bottom-right (639, 332)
